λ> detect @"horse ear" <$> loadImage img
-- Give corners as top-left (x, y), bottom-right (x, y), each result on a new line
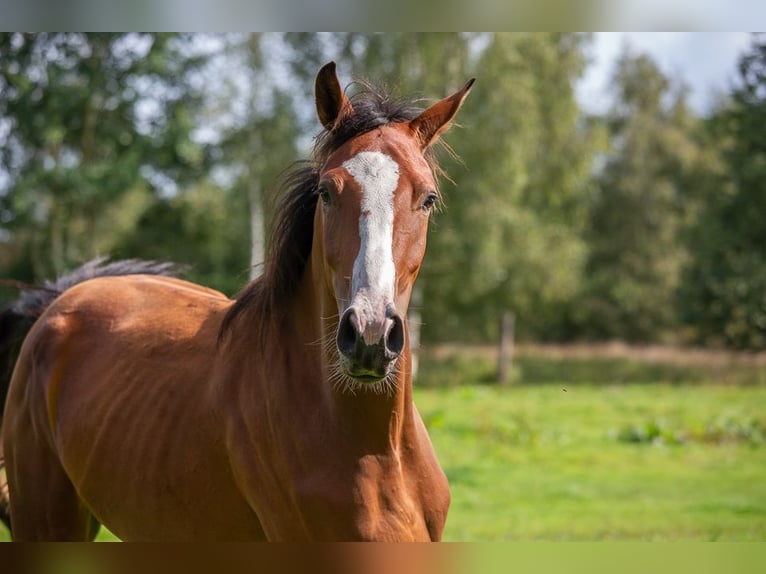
top-left (315, 61), bottom-right (353, 130)
top-left (410, 78), bottom-right (475, 149)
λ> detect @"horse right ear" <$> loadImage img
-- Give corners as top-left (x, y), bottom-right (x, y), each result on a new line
top-left (409, 78), bottom-right (475, 149)
top-left (315, 61), bottom-right (353, 131)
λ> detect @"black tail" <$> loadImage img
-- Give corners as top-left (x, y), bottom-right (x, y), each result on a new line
top-left (0, 257), bottom-right (183, 534)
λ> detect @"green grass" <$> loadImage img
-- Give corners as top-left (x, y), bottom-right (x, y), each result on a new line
top-left (2, 348), bottom-right (765, 541)
top-left (417, 383), bottom-right (766, 540)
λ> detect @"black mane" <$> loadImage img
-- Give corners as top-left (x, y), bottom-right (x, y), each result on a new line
top-left (7, 257), bottom-right (182, 318)
top-left (220, 81), bottom-right (443, 340)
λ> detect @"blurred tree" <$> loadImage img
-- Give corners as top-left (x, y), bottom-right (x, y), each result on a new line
top-left (114, 180), bottom-right (250, 296)
top-left (114, 33), bottom-right (300, 295)
top-left (680, 35), bottom-right (766, 349)
top-left (338, 32), bottom-right (470, 94)
top-left (217, 33), bottom-right (300, 283)
top-left (0, 33), bottom-right (209, 283)
top-left (284, 32), bottom-right (471, 94)
top-left (581, 48), bottom-right (709, 343)
top-left (421, 33), bottom-right (599, 343)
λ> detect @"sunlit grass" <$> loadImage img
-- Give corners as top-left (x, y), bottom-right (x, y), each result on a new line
top-left (416, 383), bottom-right (766, 540)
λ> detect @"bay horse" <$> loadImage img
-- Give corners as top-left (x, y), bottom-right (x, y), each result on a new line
top-left (0, 62), bottom-right (474, 541)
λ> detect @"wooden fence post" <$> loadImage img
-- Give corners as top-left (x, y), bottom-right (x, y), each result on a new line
top-left (497, 311), bottom-right (515, 385)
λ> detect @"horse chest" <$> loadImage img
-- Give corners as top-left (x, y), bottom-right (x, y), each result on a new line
top-left (290, 452), bottom-right (439, 541)
top-left (360, 453), bottom-right (450, 541)
top-left (227, 424), bottom-right (446, 541)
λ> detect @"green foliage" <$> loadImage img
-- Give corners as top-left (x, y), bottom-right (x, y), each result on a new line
top-left (339, 33), bottom-right (471, 95)
top-left (581, 49), bottom-right (709, 342)
top-left (680, 36), bottom-right (766, 349)
top-left (422, 33), bottom-right (599, 342)
top-left (0, 33), bottom-right (209, 282)
top-left (615, 419), bottom-right (685, 445)
top-left (214, 34), bottom-right (300, 276)
top-left (616, 415), bottom-right (765, 446)
top-left (113, 183), bottom-right (250, 296)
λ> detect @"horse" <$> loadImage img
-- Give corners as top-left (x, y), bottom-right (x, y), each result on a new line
top-left (0, 62), bottom-right (474, 541)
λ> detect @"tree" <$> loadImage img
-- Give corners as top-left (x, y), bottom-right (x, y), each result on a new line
top-left (421, 33), bottom-right (598, 342)
top-left (109, 33), bottom-right (300, 295)
top-left (581, 48), bottom-right (706, 342)
top-left (680, 35), bottom-right (766, 349)
top-left (0, 33), bottom-right (209, 283)
top-left (212, 34), bottom-right (301, 282)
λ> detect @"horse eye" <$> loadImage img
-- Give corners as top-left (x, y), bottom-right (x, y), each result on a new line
top-left (422, 192), bottom-right (439, 211)
top-left (317, 185), bottom-right (331, 206)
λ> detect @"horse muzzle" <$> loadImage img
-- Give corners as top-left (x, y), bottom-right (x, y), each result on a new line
top-left (336, 303), bottom-right (404, 381)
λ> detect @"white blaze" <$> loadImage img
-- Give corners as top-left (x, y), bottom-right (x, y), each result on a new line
top-left (341, 151), bottom-right (399, 343)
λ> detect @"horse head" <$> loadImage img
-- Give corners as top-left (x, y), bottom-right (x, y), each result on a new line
top-left (313, 62), bottom-right (474, 385)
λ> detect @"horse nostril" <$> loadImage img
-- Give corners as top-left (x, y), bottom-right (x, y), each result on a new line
top-left (337, 308), bottom-right (359, 357)
top-left (385, 313), bottom-right (405, 358)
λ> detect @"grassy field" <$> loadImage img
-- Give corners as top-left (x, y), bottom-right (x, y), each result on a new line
top-left (1, 345), bottom-right (765, 542)
top-left (417, 345), bottom-right (766, 540)
top-left (418, 383), bottom-right (766, 540)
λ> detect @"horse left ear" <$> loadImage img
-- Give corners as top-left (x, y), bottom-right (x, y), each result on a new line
top-left (315, 61), bottom-right (353, 131)
top-left (409, 78), bottom-right (476, 149)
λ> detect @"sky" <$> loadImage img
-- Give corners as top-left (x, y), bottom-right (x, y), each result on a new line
top-left (576, 32), bottom-right (755, 115)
